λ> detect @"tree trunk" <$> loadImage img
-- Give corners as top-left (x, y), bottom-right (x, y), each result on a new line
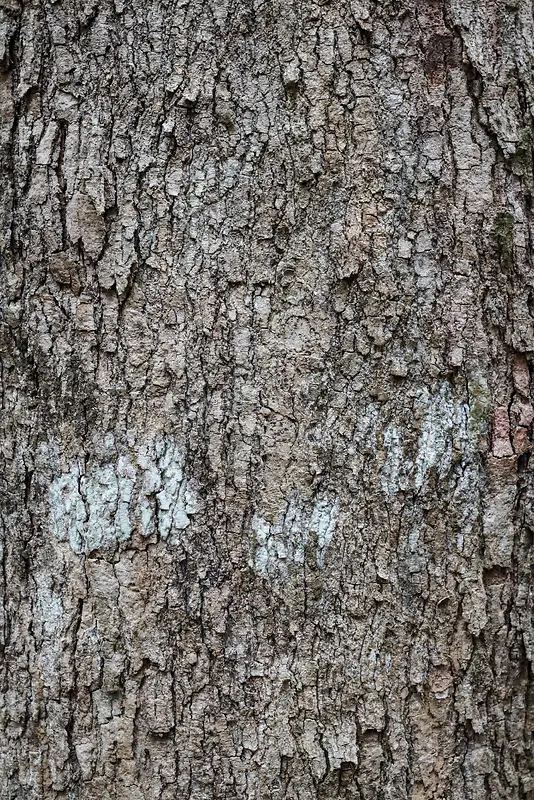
top-left (1, 0), bottom-right (533, 797)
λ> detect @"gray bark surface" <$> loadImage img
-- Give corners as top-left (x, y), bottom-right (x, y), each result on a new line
top-left (1, 0), bottom-right (534, 797)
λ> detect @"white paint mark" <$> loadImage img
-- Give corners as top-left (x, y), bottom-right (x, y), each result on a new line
top-left (312, 498), bottom-right (340, 568)
top-left (49, 472), bottom-right (86, 553)
top-left (251, 495), bottom-right (340, 578)
top-left (379, 382), bottom-right (479, 497)
top-left (156, 439), bottom-right (191, 539)
top-left (415, 384), bottom-right (455, 488)
top-left (48, 436), bottom-right (199, 553)
top-left (381, 425), bottom-right (409, 498)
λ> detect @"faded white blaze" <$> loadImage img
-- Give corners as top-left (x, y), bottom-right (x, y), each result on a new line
top-left (48, 437), bottom-right (198, 553)
top-left (251, 495), bottom-right (340, 578)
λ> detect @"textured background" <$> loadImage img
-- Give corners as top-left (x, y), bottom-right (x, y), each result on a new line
top-left (1, 0), bottom-right (534, 797)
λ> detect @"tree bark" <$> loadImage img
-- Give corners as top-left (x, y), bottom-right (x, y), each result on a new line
top-left (1, 0), bottom-right (533, 797)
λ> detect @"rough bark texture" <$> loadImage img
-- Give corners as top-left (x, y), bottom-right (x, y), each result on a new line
top-left (1, 0), bottom-right (534, 798)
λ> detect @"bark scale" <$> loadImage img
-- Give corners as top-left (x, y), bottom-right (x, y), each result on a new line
top-left (0, 0), bottom-right (533, 798)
